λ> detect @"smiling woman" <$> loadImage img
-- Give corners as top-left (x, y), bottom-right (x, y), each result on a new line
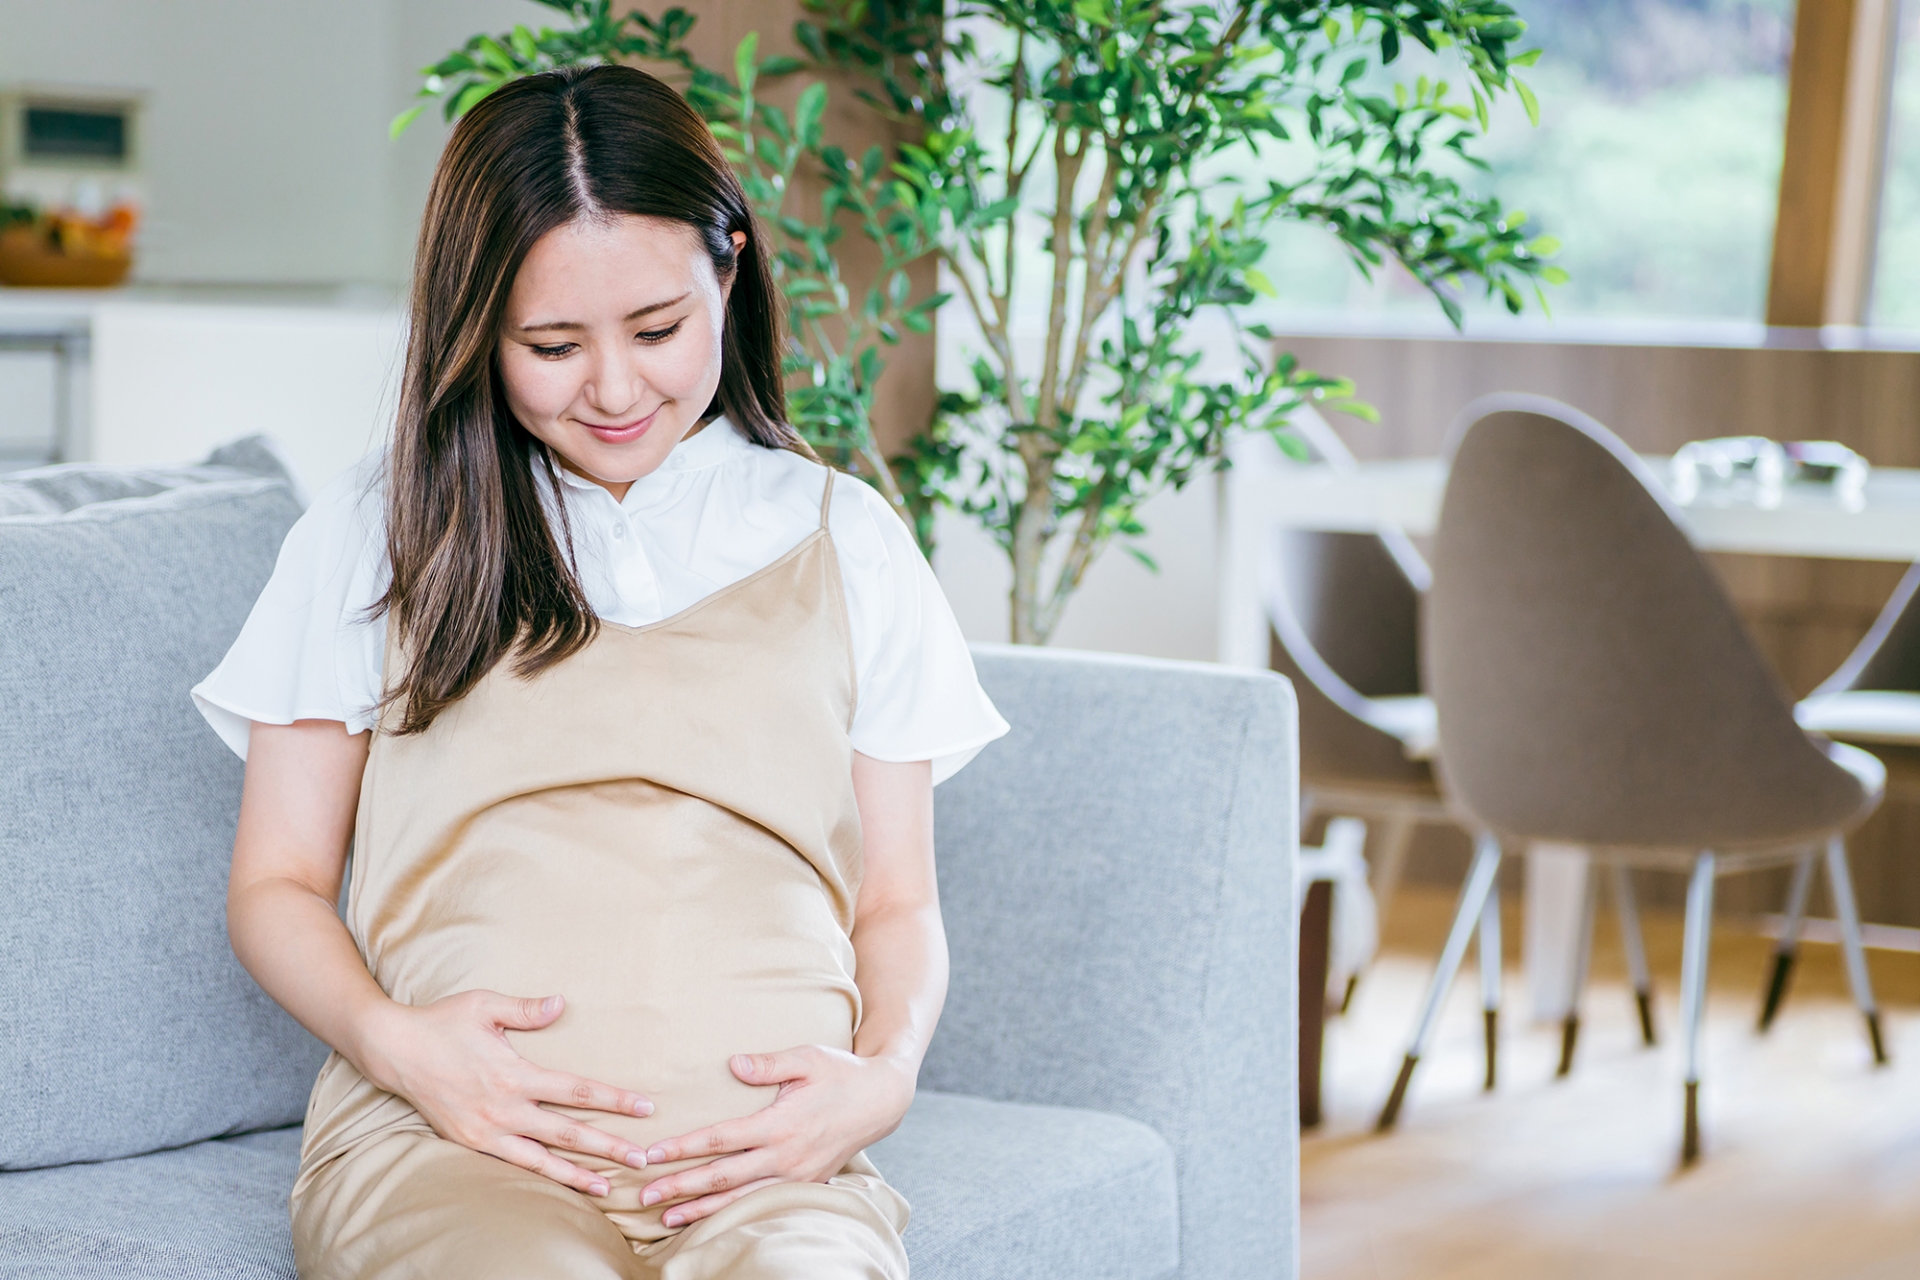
top-left (192, 63), bottom-right (1006, 1280)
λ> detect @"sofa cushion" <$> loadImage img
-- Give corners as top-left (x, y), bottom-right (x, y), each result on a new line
top-left (0, 435), bottom-right (300, 517)
top-left (0, 479), bottom-right (325, 1170)
top-left (874, 1091), bottom-right (1179, 1280)
top-left (0, 1093), bottom-right (1179, 1280)
top-left (0, 1127), bottom-right (301, 1279)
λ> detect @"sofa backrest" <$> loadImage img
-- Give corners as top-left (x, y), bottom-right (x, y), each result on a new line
top-left (927, 645), bottom-right (1298, 1280)
top-left (0, 467), bottom-right (324, 1170)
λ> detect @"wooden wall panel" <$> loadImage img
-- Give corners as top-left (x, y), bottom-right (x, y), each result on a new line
top-left (621, 0), bottom-right (938, 455)
top-left (1273, 331), bottom-right (1920, 924)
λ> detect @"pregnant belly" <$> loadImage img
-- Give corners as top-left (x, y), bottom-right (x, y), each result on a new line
top-left (357, 781), bottom-right (861, 1233)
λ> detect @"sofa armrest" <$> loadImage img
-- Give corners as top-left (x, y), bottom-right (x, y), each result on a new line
top-left (925, 646), bottom-right (1298, 1280)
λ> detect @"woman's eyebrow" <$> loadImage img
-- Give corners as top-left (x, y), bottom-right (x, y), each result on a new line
top-left (517, 292), bottom-right (693, 332)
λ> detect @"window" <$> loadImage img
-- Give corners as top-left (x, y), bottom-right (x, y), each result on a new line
top-left (1261, 0), bottom-right (1795, 324)
top-left (1871, 1), bottom-right (1920, 328)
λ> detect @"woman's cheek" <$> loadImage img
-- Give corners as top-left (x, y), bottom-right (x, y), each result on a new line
top-left (657, 321), bottom-right (726, 400)
top-left (503, 354), bottom-right (580, 425)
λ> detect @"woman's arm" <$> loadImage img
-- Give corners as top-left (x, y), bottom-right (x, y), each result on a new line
top-left (229, 719), bottom-right (655, 1195)
top-left (635, 754), bottom-right (944, 1224)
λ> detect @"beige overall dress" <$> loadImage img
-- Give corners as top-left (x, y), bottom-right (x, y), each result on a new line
top-left (290, 469), bottom-right (910, 1279)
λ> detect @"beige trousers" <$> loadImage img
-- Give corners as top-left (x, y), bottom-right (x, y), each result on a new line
top-left (293, 1130), bottom-right (908, 1280)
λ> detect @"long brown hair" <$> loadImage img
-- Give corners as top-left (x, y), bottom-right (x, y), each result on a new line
top-left (380, 65), bottom-right (798, 734)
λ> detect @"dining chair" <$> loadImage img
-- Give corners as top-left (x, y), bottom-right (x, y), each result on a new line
top-left (1781, 561), bottom-right (1920, 1030)
top-left (1385, 394), bottom-right (1888, 1165)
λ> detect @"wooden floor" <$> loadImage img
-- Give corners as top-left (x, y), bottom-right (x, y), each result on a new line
top-left (1303, 886), bottom-right (1920, 1280)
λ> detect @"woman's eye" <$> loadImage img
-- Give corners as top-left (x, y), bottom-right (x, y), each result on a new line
top-left (636, 321), bottom-right (683, 344)
top-left (530, 342), bottom-right (576, 359)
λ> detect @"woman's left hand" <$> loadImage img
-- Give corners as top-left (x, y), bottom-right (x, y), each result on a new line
top-left (638, 1046), bottom-right (915, 1226)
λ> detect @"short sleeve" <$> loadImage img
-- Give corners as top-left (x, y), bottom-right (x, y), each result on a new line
top-left (831, 474), bottom-right (1009, 785)
top-left (190, 456), bottom-right (390, 759)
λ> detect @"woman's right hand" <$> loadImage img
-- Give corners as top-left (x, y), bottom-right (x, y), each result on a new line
top-left (364, 990), bottom-right (653, 1197)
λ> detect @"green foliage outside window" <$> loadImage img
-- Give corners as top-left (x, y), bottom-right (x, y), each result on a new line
top-left (401, 0), bottom-right (1560, 644)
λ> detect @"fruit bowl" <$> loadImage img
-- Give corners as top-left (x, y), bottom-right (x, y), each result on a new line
top-left (0, 227), bottom-right (131, 287)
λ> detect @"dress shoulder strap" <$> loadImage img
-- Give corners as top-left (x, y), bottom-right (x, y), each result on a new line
top-left (818, 464), bottom-right (835, 529)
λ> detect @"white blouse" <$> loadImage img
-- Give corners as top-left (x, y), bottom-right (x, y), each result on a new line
top-left (192, 419), bottom-right (1008, 785)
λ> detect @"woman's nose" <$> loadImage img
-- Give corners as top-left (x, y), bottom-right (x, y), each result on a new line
top-left (582, 348), bottom-right (646, 419)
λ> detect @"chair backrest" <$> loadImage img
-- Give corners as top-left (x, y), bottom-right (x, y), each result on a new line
top-left (1820, 561), bottom-right (1920, 693)
top-left (1426, 395), bottom-right (1866, 850)
top-left (1266, 529), bottom-right (1429, 787)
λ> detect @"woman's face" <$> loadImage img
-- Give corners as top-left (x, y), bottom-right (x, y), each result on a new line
top-left (497, 214), bottom-right (742, 500)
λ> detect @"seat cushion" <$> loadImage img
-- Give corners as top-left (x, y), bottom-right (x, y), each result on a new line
top-left (0, 1095), bottom-right (1178, 1280)
top-left (0, 1126), bottom-right (301, 1279)
top-left (0, 479), bottom-right (325, 1169)
top-left (873, 1091), bottom-right (1179, 1280)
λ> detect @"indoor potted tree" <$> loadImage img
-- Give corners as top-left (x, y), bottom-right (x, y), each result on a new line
top-left (404, 0), bottom-right (1559, 643)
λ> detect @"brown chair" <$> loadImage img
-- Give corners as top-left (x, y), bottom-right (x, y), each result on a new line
top-left (1382, 394), bottom-right (1887, 1166)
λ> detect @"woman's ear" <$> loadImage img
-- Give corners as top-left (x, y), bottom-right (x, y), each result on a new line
top-left (720, 230), bottom-right (748, 303)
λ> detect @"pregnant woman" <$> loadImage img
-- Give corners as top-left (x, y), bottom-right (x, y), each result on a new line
top-left (193, 65), bottom-right (1005, 1279)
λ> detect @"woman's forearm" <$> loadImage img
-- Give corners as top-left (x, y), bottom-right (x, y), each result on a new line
top-left (228, 876), bottom-right (403, 1087)
top-left (849, 901), bottom-right (948, 1074)
top-left (228, 719), bottom-right (404, 1089)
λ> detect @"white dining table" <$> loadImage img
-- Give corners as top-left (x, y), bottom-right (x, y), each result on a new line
top-left (1246, 454), bottom-right (1920, 561)
top-left (1217, 434), bottom-right (1920, 1024)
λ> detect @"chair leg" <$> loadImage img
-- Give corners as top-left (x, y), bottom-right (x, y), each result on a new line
top-left (1370, 814), bottom-right (1418, 929)
top-left (1377, 832), bottom-right (1503, 1132)
top-left (1612, 864), bottom-right (1657, 1046)
top-left (1758, 853), bottom-right (1816, 1033)
top-left (1679, 852), bottom-right (1717, 1167)
top-left (1824, 837), bottom-right (1889, 1066)
top-left (1479, 877), bottom-right (1502, 1092)
top-left (1557, 861), bottom-right (1600, 1078)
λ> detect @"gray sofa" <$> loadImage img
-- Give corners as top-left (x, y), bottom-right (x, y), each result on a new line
top-left (0, 445), bottom-right (1299, 1279)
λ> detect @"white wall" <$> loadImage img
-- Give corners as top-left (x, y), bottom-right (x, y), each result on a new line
top-left (0, 0), bottom-right (544, 285)
top-left (933, 484), bottom-right (1221, 662)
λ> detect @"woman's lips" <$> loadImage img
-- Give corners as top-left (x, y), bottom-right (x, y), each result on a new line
top-left (581, 408), bottom-right (658, 444)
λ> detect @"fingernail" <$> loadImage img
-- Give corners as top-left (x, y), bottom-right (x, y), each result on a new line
top-left (633, 1100), bottom-right (654, 1117)
top-left (642, 1189), bottom-right (662, 1206)
top-left (626, 1150), bottom-right (647, 1169)
top-left (647, 1147), bottom-right (667, 1164)
top-left (663, 1212), bottom-right (682, 1227)
top-left (542, 996), bottom-right (562, 1015)
top-left (590, 1181), bottom-right (609, 1197)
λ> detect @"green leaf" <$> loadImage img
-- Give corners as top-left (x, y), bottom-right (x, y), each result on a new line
top-left (1514, 76), bottom-right (1540, 127)
top-left (735, 32), bottom-right (759, 97)
top-left (1528, 234), bottom-right (1561, 257)
top-left (796, 82), bottom-right (827, 149)
top-left (1541, 265), bottom-right (1570, 285)
top-left (1124, 545), bottom-right (1161, 573)
top-left (1321, 398), bottom-right (1379, 423)
top-left (388, 103), bottom-right (426, 139)
top-left (1072, 0), bottom-right (1110, 27)
top-left (1243, 268), bottom-right (1278, 298)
